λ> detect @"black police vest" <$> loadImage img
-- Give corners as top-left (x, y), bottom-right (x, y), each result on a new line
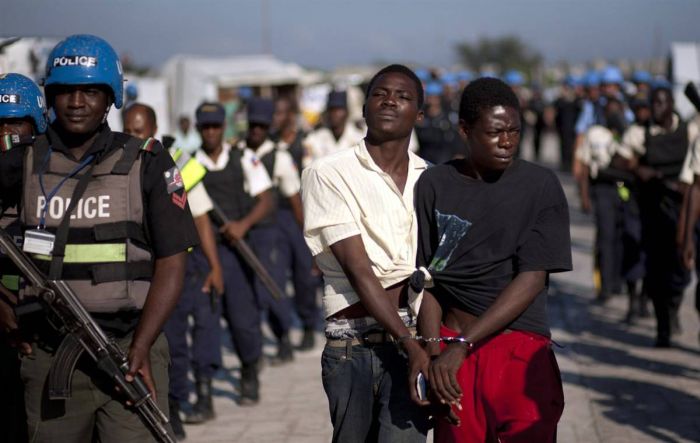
top-left (260, 148), bottom-right (291, 211)
top-left (203, 148), bottom-right (276, 226)
top-left (202, 148), bottom-right (253, 223)
top-left (641, 121), bottom-right (689, 179)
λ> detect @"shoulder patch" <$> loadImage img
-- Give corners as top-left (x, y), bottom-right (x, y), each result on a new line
top-left (163, 166), bottom-right (184, 194)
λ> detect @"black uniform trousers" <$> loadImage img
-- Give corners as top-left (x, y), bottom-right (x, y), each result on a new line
top-left (275, 208), bottom-right (319, 330)
top-left (639, 182), bottom-right (689, 342)
top-left (592, 181), bottom-right (625, 297)
top-left (163, 247), bottom-right (222, 402)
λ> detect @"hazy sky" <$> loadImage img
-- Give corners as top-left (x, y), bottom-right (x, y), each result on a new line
top-left (3, 0), bottom-right (700, 70)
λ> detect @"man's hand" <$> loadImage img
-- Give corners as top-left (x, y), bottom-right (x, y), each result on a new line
top-left (127, 343), bottom-right (156, 401)
top-left (428, 343), bottom-right (467, 407)
top-left (580, 196), bottom-right (592, 214)
top-left (202, 265), bottom-right (224, 296)
top-left (220, 220), bottom-right (250, 243)
top-left (405, 339), bottom-right (431, 406)
top-left (636, 165), bottom-right (661, 182)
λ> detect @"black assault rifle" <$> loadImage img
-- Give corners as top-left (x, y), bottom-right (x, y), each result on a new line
top-left (209, 203), bottom-right (283, 301)
top-left (0, 227), bottom-right (175, 443)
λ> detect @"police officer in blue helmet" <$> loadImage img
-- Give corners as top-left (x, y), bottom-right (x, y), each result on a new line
top-left (0, 72), bottom-right (48, 443)
top-left (0, 34), bottom-right (200, 442)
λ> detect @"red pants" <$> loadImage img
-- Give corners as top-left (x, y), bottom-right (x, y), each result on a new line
top-left (434, 325), bottom-right (564, 443)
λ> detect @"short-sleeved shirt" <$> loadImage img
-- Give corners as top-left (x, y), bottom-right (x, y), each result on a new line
top-left (302, 123), bottom-right (365, 167)
top-left (0, 124), bottom-right (199, 259)
top-left (576, 125), bottom-right (621, 179)
top-left (187, 183), bottom-right (214, 218)
top-left (167, 147), bottom-right (213, 218)
top-left (619, 115), bottom-right (699, 184)
top-left (195, 142), bottom-right (272, 197)
top-left (249, 139), bottom-right (301, 197)
top-left (415, 160), bottom-right (572, 337)
top-left (302, 141), bottom-right (428, 318)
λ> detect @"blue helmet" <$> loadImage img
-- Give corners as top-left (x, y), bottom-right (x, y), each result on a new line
top-left (479, 70), bottom-right (498, 79)
top-left (504, 70), bottom-right (525, 86)
top-left (457, 70), bottom-right (473, 82)
top-left (600, 65), bottom-right (624, 85)
top-left (651, 76), bottom-right (672, 90)
top-left (0, 73), bottom-right (48, 133)
top-left (584, 70), bottom-right (601, 87)
top-left (440, 72), bottom-right (459, 87)
top-left (44, 34), bottom-right (124, 109)
top-left (564, 74), bottom-right (582, 87)
top-left (424, 82), bottom-right (444, 97)
top-left (632, 70), bottom-right (652, 84)
top-left (125, 83), bottom-right (138, 100)
top-left (414, 68), bottom-right (431, 82)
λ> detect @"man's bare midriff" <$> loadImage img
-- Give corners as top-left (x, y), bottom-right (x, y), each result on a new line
top-left (443, 308), bottom-right (480, 335)
top-left (328, 279), bottom-right (409, 320)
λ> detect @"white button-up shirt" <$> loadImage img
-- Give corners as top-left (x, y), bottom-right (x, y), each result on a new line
top-left (302, 141), bottom-right (427, 318)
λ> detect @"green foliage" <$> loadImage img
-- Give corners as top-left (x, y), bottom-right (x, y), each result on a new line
top-left (455, 35), bottom-right (542, 76)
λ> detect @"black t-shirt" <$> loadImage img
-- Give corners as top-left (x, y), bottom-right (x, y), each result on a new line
top-left (0, 124), bottom-right (199, 259)
top-left (415, 159), bottom-right (572, 337)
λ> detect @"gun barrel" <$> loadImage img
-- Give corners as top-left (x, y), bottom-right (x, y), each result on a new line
top-left (0, 227), bottom-right (175, 443)
top-left (210, 204), bottom-right (284, 301)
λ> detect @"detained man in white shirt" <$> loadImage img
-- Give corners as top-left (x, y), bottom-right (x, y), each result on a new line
top-left (302, 65), bottom-right (430, 442)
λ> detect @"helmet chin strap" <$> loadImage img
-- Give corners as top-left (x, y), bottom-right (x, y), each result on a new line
top-left (102, 104), bottom-right (111, 124)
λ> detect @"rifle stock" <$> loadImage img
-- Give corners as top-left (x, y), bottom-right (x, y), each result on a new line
top-left (209, 203), bottom-right (283, 301)
top-left (0, 227), bottom-right (175, 443)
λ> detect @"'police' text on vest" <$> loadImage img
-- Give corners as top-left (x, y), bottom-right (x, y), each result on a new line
top-left (36, 195), bottom-right (110, 220)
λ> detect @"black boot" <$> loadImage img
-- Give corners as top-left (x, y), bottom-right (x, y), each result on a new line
top-left (297, 327), bottom-right (315, 351)
top-left (239, 362), bottom-right (260, 406)
top-left (270, 335), bottom-right (294, 366)
top-left (188, 377), bottom-right (215, 422)
top-left (169, 398), bottom-right (187, 441)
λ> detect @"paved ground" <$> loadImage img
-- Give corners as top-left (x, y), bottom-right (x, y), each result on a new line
top-left (183, 133), bottom-right (700, 442)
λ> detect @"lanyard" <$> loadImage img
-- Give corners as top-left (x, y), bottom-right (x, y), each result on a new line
top-left (37, 147), bottom-right (95, 229)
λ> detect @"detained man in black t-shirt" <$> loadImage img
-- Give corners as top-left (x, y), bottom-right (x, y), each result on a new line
top-left (414, 78), bottom-right (572, 443)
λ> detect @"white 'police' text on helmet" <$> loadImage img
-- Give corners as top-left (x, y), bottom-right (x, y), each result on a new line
top-left (44, 34), bottom-right (124, 109)
top-left (0, 73), bottom-right (48, 133)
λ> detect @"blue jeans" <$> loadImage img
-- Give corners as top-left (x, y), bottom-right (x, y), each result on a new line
top-left (321, 341), bottom-right (429, 443)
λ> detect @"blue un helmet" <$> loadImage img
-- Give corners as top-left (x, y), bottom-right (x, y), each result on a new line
top-left (424, 82), bottom-right (444, 97)
top-left (504, 70), bottom-right (525, 87)
top-left (600, 65), bottom-right (624, 85)
top-left (584, 70), bottom-right (601, 88)
top-left (44, 34), bottom-right (124, 109)
top-left (0, 73), bottom-right (48, 133)
top-left (632, 70), bottom-right (652, 85)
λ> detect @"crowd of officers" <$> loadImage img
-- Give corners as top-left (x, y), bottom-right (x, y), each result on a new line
top-left (568, 66), bottom-right (700, 351)
top-left (1, 33), bottom-right (699, 442)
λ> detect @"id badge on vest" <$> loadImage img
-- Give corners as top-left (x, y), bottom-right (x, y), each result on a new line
top-left (23, 229), bottom-right (55, 256)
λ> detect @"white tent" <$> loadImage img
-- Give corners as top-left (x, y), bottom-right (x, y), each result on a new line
top-left (107, 76), bottom-right (171, 138)
top-left (160, 54), bottom-right (317, 125)
top-left (670, 42), bottom-right (700, 118)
